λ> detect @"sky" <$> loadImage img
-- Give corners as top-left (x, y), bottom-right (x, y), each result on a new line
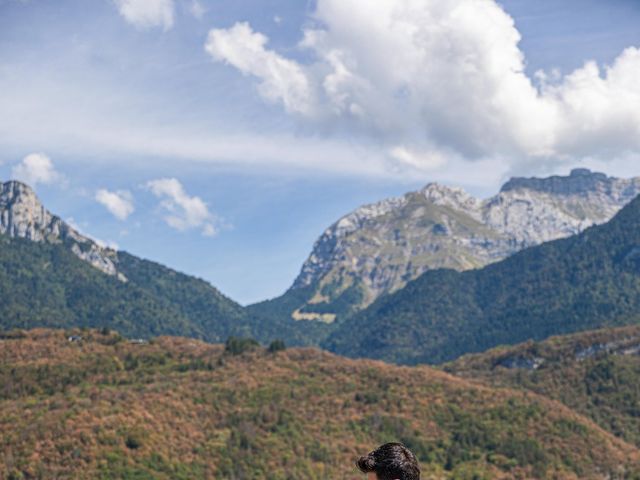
top-left (1, 0), bottom-right (640, 304)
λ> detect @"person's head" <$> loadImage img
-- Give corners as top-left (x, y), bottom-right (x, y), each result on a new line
top-left (356, 442), bottom-right (420, 480)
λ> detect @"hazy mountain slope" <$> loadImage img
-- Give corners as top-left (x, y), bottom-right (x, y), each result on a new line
top-left (1, 329), bottom-right (638, 479)
top-left (323, 194), bottom-right (640, 365)
top-left (257, 169), bottom-right (640, 324)
top-left (444, 325), bottom-right (640, 447)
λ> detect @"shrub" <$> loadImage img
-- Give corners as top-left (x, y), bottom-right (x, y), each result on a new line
top-left (125, 433), bottom-right (143, 450)
top-left (268, 340), bottom-right (286, 353)
top-left (225, 337), bottom-right (260, 356)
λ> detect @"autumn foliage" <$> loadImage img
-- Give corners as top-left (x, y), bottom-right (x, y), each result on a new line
top-left (1, 329), bottom-right (639, 479)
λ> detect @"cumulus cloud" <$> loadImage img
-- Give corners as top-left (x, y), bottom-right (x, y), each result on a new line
top-left (95, 189), bottom-right (135, 220)
top-left (205, 22), bottom-right (316, 115)
top-left (114, 0), bottom-right (174, 30)
top-left (12, 153), bottom-right (61, 186)
top-left (205, 0), bottom-right (640, 169)
top-left (389, 146), bottom-right (448, 171)
top-left (146, 178), bottom-right (217, 236)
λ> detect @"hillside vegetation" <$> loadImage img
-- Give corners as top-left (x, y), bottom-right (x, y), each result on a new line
top-left (323, 195), bottom-right (640, 364)
top-left (0, 230), bottom-right (334, 350)
top-left (0, 234), bottom-right (260, 343)
top-left (5, 179), bottom-right (640, 370)
top-left (1, 329), bottom-right (639, 479)
top-left (444, 325), bottom-right (640, 447)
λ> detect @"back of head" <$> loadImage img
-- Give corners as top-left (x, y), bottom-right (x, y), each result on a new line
top-left (356, 442), bottom-right (420, 480)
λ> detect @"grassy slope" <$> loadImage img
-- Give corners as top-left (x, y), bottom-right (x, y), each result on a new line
top-left (1, 329), bottom-right (639, 480)
top-left (444, 325), bottom-right (640, 448)
top-left (323, 195), bottom-right (640, 365)
top-left (246, 285), bottom-right (337, 347)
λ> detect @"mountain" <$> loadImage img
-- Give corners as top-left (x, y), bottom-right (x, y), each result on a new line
top-left (1, 181), bottom-right (123, 278)
top-left (444, 325), bottom-right (640, 448)
top-left (1, 329), bottom-right (639, 479)
top-left (254, 169), bottom-right (640, 325)
top-left (0, 180), bottom-right (255, 342)
top-left (322, 193), bottom-right (640, 365)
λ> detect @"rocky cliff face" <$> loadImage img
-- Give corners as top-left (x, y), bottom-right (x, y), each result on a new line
top-left (0, 181), bottom-right (123, 280)
top-left (290, 169), bottom-right (640, 322)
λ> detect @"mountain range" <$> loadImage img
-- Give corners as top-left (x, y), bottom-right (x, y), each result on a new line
top-left (4, 171), bottom-right (640, 478)
top-left (323, 191), bottom-right (640, 364)
top-left (3, 170), bottom-right (640, 367)
top-left (254, 168), bottom-right (640, 323)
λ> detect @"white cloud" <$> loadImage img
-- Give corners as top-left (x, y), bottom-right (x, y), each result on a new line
top-left (95, 189), bottom-right (135, 220)
top-left (546, 48), bottom-right (640, 157)
top-left (12, 153), bottom-right (61, 186)
top-left (205, 0), bottom-right (640, 169)
top-left (205, 22), bottom-right (316, 115)
top-left (114, 0), bottom-right (175, 30)
top-left (146, 178), bottom-right (217, 236)
top-left (389, 146), bottom-right (447, 171)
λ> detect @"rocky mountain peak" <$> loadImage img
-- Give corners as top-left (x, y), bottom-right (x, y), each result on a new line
top-left (500, 168), bottom-right (614, 196)
top-left (332, 195), bottom-right (408, 237)
top-left (421, 182), bottom-right (469, 198)
top-left (281, 169), bottom-right (640, 323)
top-left (420, 182), bottom-right (481, 217)
top-left (0, 180), bottom-right (124, 279)
top-left (0, 180), bottom-right (49, 241)
top-left (2, 179), bottom-right (34, 196)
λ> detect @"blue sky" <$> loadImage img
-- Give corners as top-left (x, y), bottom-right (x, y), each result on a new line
top-left (1, 0), bottom-right (640, 304)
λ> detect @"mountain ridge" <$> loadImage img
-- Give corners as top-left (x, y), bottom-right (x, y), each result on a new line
top-left (0, 180), bottom-right (260, 343)
top-left (257, 168), bottom-right (640, 324)
top-left (322, 192), bottom-right (640, 364)
top-left (0, 180), bottom-right (123, 279)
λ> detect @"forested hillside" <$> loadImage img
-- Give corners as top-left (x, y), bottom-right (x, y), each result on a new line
top-left (0, 233), bottom-right (256, 342)
top-left (444, 325), bottom-right (640, 447)
top-left (1, 329), bottom-right (638, 479)
top-left (323, 195), bottom-right (640, 364)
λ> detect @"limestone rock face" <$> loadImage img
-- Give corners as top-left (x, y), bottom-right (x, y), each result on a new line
top-left (0, 181), bottom-right (123, 279)
top-left (291, 169), bottom-right (640, 321)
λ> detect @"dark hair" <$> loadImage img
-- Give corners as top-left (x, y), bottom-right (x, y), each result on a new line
top-left (356, 442), bottom-right (420, 480)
